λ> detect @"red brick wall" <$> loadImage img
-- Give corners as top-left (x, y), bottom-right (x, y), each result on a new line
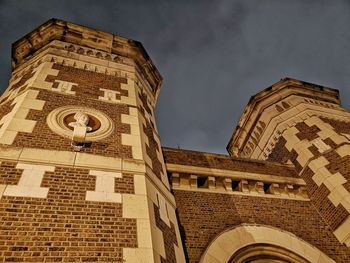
top-left (0, 161), bottom-right (137, 262)
top-left (174, 190), bottom-right (350, 263)
top-left (10, 88), bottom-right (133, 158)
top-left (163, 147), bottom-right (298, 177)
top-left (46, 64), bottom-right (128, 100)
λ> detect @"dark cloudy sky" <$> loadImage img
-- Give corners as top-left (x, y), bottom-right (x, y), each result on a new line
top-left (0, 0), bottom-right (349, 154)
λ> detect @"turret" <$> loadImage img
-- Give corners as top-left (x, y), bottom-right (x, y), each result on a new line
top-left (228, 78), bottom-right (350, 246)
top-left (0, 19), bottom-right (185, 262)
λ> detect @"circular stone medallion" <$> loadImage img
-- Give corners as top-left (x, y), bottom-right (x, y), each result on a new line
top-left (46, 106), bottom-right (114, 141)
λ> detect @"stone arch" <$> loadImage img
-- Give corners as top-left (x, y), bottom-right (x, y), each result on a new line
top-left (199, 224), bottom-right (335, 263)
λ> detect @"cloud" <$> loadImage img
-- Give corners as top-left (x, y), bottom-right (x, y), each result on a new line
top-left (0, 0), bottom-right (349, 154)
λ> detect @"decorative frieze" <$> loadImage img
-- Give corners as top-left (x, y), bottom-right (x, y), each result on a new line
top-left (170, 172), bottom-right (308, 200)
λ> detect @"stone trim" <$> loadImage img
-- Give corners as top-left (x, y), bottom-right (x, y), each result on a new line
top-left (166, 163), bottom-right (305, 185)
top-left (0, 89), bottom-right (45, 145)
top-left (2, 163), bottom-right (55, 199)
top-left (199, 224), bottom-right (335, 263)
top-left (170, 173), bottom-right (308, 200)
top-left (46, 105), bottom-right (114, 141)
top-left (228, 79), bottom-right (341, 156)
top-left (0, 146), bottom-right (177, 206)
top-left (85, 170), bottom-right (122, 203)
top-left (255, 104), bottom-right (350, 160)
top-left (280, 116), bottom-right (350, 246)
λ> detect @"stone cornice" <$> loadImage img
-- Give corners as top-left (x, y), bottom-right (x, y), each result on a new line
top-left (165, 163), bottom-right (305, 185)
top-left (11, 18), bottom-right (162, 100)
top-left (227, 78), bottom-right (341, 156)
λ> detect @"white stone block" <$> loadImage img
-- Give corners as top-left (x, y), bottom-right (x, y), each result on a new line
top-left (86, 191), bottom-right (121, 203)
top-left (157, 193), bottom-right (171, 227)
top-left (3, 163), bottom-right (54, 199)
top-left (122, 114), bottom-right (139, 125)
top-left (123, 248), bottom-right (155, 263)
top-left (0, 184), bottom-right (6, 199)
top-left (134, 175), bottom-right (147, 195)
top-left (122, 134), bottom-right (142, 147)
top-left (86, 170), bottom-right (122, 203)
top-left (4, 185), bottom-right (49, 198)
top-left (122, 194), bottom-right (149, 219)
top-left (137, 219), bottom-right (153, 248)
top-left (7, 119), bottom-right (36, 133)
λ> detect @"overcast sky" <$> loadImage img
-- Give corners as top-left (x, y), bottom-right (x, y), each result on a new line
top-left (0, 0), bottom-right (349, 154)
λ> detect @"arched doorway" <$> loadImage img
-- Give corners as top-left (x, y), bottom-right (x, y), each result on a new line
top-left (229, 243), bottom-right (310, 263)
top-left (199, 225), bottom-right (335, 263)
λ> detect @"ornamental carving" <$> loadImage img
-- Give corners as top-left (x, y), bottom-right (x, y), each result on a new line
top-left (46, 106), bottom-right (114, 142)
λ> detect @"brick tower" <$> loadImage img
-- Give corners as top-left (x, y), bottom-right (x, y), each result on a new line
top-left (228, 78), bottom-right (350, 248)
top-left (0, 19), bottom-right (185, 262)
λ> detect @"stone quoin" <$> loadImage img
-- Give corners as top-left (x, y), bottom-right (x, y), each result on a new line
top-left (0, 19), bottom-right (349, 262)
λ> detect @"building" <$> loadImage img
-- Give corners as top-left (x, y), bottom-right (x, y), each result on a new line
top-left (0, 19), bottom-right (349, 262)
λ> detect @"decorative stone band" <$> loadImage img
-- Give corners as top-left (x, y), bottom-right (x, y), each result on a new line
top-left (167, 164), bottom-right (308, 200)
top-left (199, 224), bottom-right (336, 263)
top-left (233, 93), bottom-right (350, 160)
top-left (257, 107), bottom-right (350, 160)
top-left (281, 116), bottom-right (350, 246)
top-left (0, 146), bottom-right (177, 207)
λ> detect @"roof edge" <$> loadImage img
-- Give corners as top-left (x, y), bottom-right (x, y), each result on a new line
top-left (226, 78), bottom-right (341, 156)
top-left (11, 18), bottom-right (162, 98)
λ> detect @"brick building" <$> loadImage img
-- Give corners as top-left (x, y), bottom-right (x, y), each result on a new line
top-left (0, 19), bottom-right (349, 262)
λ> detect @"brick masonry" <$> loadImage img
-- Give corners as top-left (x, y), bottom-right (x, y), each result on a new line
top-left (139, 91), bottom-right (164, 179)
top-left (0, 161), bottom-right (137, 262)
top-left (163, 147), bottom-right (298, 178)
top-left (174, 190), bottom-right (350, 263)
top-left (267, 118), bottom-right (350, 243)
top-left (10, 87), bottom-right (133, 158)
top-left (154, 204), bottom-right (178, 263)
top-left (46, 64), bottom-right (128, 100)
top-left (321, 117), bottom-right (350, 135)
